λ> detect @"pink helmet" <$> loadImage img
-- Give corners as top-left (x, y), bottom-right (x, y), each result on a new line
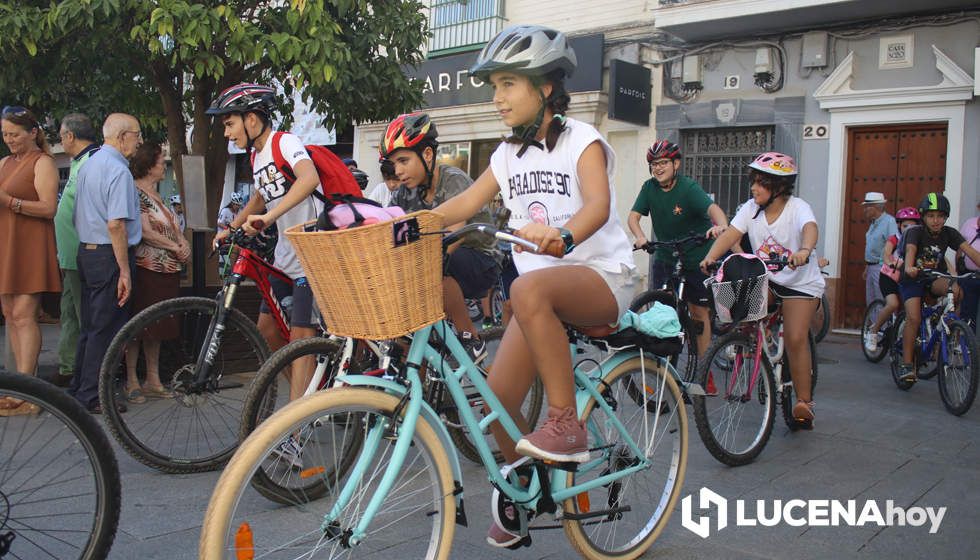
top-left (748, 152), bottom-right (797, 176)
top-left (896, 206), bottom-right (921, 221)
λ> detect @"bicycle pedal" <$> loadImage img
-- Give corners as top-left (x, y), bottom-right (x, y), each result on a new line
top-left (506, 535), bottom-right (532, 550)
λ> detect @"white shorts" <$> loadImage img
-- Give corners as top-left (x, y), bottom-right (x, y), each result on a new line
top-left (588, 264), bottom-right (637, 322)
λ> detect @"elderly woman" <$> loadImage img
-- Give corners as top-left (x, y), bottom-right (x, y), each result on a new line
top-left (123, 143), bottom-right (189, 403)
top-left (0, 106), bottom-right (60, 415)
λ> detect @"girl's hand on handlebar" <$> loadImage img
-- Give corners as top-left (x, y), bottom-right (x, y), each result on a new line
top-left (789, 250), bottom-right (810, 268)
top-left (699, 256), bottom-right (716, 275)
top-left (706, 225), bottom-right (727, 239)
top-left (514, 223), bottom-right (564, 258)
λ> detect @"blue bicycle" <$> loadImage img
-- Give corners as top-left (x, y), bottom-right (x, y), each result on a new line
top-left (201, 215), bottom-right (695, 559)
top-left (888, 270), bottom-right (980, 415)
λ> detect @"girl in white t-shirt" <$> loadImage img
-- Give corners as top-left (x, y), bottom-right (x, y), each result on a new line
top-left (700, 152), bottom-right (823, 428)
top-left (433, 24), bottom-right (635, 547)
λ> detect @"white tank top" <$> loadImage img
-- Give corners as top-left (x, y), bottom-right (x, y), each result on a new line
top-left (489, 118), bottom-right (635, 275)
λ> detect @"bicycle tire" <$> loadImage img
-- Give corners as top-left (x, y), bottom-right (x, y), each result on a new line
top-left (630, 290), bottom-right (698, 383)
top-left (0, 372), bottom-right (121, 560)
top-left (239, 336), bottom-right (358, 504)
top-left (938, 320), bottom-right (980, 416)
top-left (442, 328), bottom-right (544, 464)
top-left (861, 299), bottom-right (888, 363)
top-left (563, 355), bottom-right (687, 558)
top-left (812, 293), bottom-right (831, 343)
top-left (780, 331), bottom-right (819, 430)
top-left (915, 317), bottom-right (942, 380)
top-left (99, 297), bottom-right (270, 473)
top-left (200, 388), bottom-right (456, 559)
top-left (889, 314), bottom-right (916, 391)
top-left (692, 330), bottom-right (776, 466)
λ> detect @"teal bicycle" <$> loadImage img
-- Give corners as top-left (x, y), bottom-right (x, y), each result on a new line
top-left (201, 215), bottom-right (694, 559)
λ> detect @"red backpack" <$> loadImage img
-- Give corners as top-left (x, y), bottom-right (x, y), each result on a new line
top-left (250, 131), bottom-right (361, 202)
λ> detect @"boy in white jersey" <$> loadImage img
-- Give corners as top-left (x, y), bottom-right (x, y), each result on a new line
top-left (431, 25), bottom-right (636, 547)
top-left (208, 83), bottom-right (322, 408)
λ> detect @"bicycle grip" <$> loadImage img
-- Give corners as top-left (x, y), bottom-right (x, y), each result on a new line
top-left (542, 238), bottom-right (565, 258)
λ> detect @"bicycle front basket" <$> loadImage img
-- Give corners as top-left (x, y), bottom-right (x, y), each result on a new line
top-left (709, 273), bottom-right (769, 324)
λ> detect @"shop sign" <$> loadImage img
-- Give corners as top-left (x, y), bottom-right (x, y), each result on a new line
top-left (608, 59), bottom-right (650, 126)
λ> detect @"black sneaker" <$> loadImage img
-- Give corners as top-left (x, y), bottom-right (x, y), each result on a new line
top-left (460, 331), bottom-right (487, 364)
top-left (899, 364), bottom-right (917, 384)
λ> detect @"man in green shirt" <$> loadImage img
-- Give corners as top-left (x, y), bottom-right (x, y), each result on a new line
top-left (52, 113), bottom-right (100, 387)
top-left (628, 140), bottom-right (728, 359)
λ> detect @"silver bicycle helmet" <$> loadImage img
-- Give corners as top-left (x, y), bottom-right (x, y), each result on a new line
top-left (469, 25), bottom-right (577, 81)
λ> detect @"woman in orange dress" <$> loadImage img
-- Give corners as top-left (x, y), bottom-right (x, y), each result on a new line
top-left (0, 106), bottom-right (60, 415)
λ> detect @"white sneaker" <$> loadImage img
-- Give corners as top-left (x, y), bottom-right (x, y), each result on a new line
top-left (863, 331), bottom-right (879, 353)
top-left (269, 437), bottom-right (304, 470)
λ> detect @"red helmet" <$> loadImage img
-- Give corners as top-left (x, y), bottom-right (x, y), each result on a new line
top-left (646, 140), bottom-right (681, 163)
top-left (379, 113), bottom-right (438, 159)
top-left (896, 207), bottom-right (921, 221)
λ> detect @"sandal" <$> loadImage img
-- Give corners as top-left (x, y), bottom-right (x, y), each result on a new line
top-left (0, 397), bottom-right (26, 410)
top-left (125, 388), bottom-right (146, 404)
top-left (142, 385), bottom-right (174, 399)
top-left (792, 400), bottom-right (815, 430)
top-left (0, 400), bottom-right (40, 417)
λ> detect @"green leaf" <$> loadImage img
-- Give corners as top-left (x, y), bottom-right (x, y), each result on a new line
top-left (23, 38), bottom-right (36, 56)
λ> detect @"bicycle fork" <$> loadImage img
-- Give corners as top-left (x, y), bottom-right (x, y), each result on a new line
top-left (187, 284), bottom-right (238, 393)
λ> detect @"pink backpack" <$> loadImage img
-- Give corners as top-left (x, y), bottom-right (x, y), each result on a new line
top-left (315, 194), bottom-right (405, 231)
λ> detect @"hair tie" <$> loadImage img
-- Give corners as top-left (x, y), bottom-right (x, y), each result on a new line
top-left (553, 114), bottom-right (567, 125)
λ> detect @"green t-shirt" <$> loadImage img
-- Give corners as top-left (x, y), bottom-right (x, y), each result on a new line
top-left (54, 145), bottom-right (98, 270)
top-left (631, 174), bottom-right (713, 269)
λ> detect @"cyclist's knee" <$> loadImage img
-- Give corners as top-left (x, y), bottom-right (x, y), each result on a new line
top-left (509, 275), bottom-right (549, 316)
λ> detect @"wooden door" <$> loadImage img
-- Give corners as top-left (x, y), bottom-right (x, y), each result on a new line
top-left (840, 124), bottom-right (948, 327)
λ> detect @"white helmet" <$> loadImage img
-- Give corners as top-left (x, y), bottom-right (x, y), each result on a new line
top-left (170, 194), bottom-right (182, 205)
top-left (230, 192), bottom-right (244, 205)
top-left (470, 25), bottom-right (577, 81)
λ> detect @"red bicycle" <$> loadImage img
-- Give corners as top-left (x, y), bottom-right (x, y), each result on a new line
top-left (98, 227), bottom-right (293, 473)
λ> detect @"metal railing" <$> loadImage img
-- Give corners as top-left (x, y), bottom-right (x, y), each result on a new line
top-left (428, 0), bottom-right (505, 55)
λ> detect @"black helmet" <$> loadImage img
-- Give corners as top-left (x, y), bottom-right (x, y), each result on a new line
top-left (469, 25), bottom-right (577, 81)
top-left (918, 192), bottom-right (951, 216)
top-left (351, 169), bottom-right (369, 191)
top-left (206, 83), bottom-right (277, 117)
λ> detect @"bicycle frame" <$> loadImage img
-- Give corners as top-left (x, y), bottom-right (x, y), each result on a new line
top-left (330, 320), bottom-right (682, 545)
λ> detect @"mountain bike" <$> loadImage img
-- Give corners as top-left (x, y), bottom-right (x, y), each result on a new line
top-left (0, 370), bottom-right (121, 559)
top-left (692, 257), bottom-right (819, 466)
top-left (630, 233), bottom-right (711, 383)
top-left (97, 228), bottom-right (286, 473)
top-left (887, 270), bottom-right (979, 415)
top-left (239, 327), bottom-right (543, 504)
top-left (201, 216), bottom-right (693, 559)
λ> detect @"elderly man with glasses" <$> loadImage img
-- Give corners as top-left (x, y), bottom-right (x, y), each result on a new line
top-left (69, 113), bottom-right (143, 414)
top-left (862, 191), bottom-right (898, 306)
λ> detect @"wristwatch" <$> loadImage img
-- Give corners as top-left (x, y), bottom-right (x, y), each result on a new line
top-left (557, 227), bottom-right (576, 255)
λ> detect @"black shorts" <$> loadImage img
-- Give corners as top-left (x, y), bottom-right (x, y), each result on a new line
top-left (651, 260), bottom-right (710, 306)
top-left (258, 275), bottom-right (319, 329)
top-left (446, 247), bottom-right (500, 299)
top-left (879, 273), bottom-right (900, 298)
top-left (500, 257), bottom-right (518, 299)
top-left (769, 281), bottom-right (819, 300)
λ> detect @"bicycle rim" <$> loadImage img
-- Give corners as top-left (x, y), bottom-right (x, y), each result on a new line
top-left (99, 297), bottom-right (269, 473)
top-left (938, 321), bottom-right (979, 416)
top-left (563, 356), bottom-right (687, 558)
top-left (0, 373), bottom-right (121, 560)
top-left (862, 299), bottom-right (888, 363)
top-left (201, 389), bottom-right (456, 559)
top-left (694, 332), bottom-right (775, 466)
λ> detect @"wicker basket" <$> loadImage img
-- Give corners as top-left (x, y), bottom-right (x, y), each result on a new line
top-left (285, 210), bottom-right (445, 340)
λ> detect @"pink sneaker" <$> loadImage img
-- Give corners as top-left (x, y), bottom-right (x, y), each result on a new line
top-left (486, 504), bottom-right (521, 548)
top-left (515, 406), bottom-right (589, 463)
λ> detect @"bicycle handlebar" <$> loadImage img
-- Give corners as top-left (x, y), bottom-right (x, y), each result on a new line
top-left (443, 223), bottom-right (540, 253)
top-left (919, 269), bottom-right (980, 281)
top-left (635, 232), bottom-right (709, 254)
top-left (706, 255), bottom-right (806, 274)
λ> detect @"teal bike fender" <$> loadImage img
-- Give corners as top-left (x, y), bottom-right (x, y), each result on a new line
top-left (337, 375), bottom-right (466, 515)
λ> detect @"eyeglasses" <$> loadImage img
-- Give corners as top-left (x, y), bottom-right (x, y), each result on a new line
top-left (123, 130), bottom-right (143, 140)
top-left (650, 159), bottom-right (674, 169)
top-left (2, 106), bottom-right (38, 127)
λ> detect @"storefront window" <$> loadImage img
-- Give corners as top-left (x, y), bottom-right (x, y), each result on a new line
top-left (436, 142), bottom-right (471, 176)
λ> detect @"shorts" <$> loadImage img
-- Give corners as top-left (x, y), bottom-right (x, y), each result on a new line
top-left (879, 273), bottom-right (900, 299)
top-left (898, 278), bottom-right (930, 301)
top-left (651, 260), bottom-right (710, 306)
top-left (445, 247), bottom-right (500, 299)
top-left (258, 275), bottom-right (319, 328)
top-left (589, 264), bottom-right (637, 320)
top-left (500, 257), bottom-right (518, 300)
top-left (769, 281), bottom-right (820, 300)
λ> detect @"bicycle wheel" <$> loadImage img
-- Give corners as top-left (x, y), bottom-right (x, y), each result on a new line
top-left (630, 290), bottom-right (698, 382)
top-left (938, 320), bottom-right (980, 416)
top-left (200, 388), bottom-right (456, 559)
top-left (811, 293), bottom-right (831, 343)
top-left (240, 336), bottom-right (362, 504)
top-left (781, 332), bottom-right (819, 430)
top-left (99, 297), bottom-right (269, 473)
top-left (442, 328), bottom-right (544, 463)
top-left (563, 355), bottom-right (687, 558)
top-left (889, 314), bottom-right (916, 391)
top-left (0, 372), bottom-right (121, 560)
top-left (862, 299), bottom-right (888, 363)
top-left (692, 331), bottom-right (776, 466)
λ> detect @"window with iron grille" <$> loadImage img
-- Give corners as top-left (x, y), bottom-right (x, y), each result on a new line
top-left (680, 127), bottom-right (774, 216)
top-left (428, 0), bottom-right (504, 56)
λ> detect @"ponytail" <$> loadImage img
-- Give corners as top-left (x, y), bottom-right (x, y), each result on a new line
top-left (34, 127), bottom-right (51, 154)
top-left (543, 75), bottom-right (570, 152)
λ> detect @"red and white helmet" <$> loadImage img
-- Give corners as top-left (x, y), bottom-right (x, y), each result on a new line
top-left (378, 112), bottom-right (438, 159)
top-left (748, 152), bottom-right (797, 177)
top-left (646, 140), bottom-right (681, 163)
top-left (896, 206), bottom-right (921, 221)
